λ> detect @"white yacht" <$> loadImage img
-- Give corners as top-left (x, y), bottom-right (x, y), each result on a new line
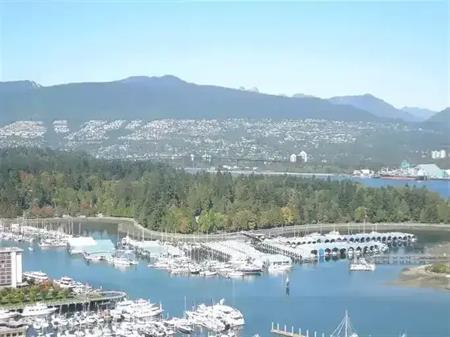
top-left (55, 276), bottom-right (76, 288)
top-left (349, 257), bottom-right (376, 272)
top-left (200, 270), bottom-right (218, 277)
top-left (112, 257), bottom-right (135, 266)
top-left (227, 271), bottom-right (244, 278)
top-left (168, 317), bottom-right (193, 334)
top-left (22, 303), bottom-right (57, 317)
top-left (0, 309), bottom-right (18, 320)
top-left (212, 299), bottom-right (245, 326)
top-left (268, 263), bottom-right (291, 274)
top-left (23, 271), bottom-right (49, 283)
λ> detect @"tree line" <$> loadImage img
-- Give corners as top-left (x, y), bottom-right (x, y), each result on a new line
top-left (0, 148), bottom-right (449, 233)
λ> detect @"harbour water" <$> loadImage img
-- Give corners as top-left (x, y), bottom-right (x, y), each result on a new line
top-left (352, 177), bottom-right (450, 199)
top-left (1, 223), bottom-right (450, 337)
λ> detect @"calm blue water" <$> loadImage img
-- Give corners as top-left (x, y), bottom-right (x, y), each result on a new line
top-left (351, 178), bottom-right (450, 198)
top-left (2, 226), bottom-right (450, 337)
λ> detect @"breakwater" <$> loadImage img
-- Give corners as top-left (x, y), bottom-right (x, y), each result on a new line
top-left (2, 216), bottom-right (449, 242)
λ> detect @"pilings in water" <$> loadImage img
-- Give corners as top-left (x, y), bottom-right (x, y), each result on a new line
top-left (271, 322), bottom-right (327, 337)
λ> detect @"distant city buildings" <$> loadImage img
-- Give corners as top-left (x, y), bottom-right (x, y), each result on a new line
top-left (0, 247), bottom-right (23, 288)
top-left (290, 151), bottom-right (308, 163)
top-left (299, 151), bottom-right (308, 163)
top-left (379, 163), bottom-right (449, 180)
top-left (0, 118), bottom-right (446, 170)
top-left (431, 149), bottom-right (447, 159)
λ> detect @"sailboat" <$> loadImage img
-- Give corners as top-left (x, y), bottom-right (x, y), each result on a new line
top-left (330, 311), bottom-right (358, 337)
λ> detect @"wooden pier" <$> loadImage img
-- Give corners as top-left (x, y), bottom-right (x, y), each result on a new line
top-left (271, 322), bottom-right (305, 337)
top-left (271, 322), bottom-right (329, 337)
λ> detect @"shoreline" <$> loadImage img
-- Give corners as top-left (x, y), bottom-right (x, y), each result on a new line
top-left (2, 216), bottom-right (450, 242)
top-left (392, 265), bottom-right (450, 291)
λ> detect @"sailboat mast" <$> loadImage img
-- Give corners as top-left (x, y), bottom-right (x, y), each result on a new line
top-left (344, 310), bottom-right (348, 337)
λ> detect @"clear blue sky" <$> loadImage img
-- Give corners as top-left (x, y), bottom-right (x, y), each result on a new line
top-left (0, 0), bottom-right (448, 110)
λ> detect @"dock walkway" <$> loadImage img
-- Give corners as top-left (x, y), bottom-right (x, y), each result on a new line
top-left (0, 291), bottom-right (127, 312)
top-left (271, 322), bottom-right (305, 337)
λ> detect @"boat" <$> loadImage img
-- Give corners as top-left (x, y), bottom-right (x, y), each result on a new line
top-left (0, 309), bottom-right (18, 320)
top-left (349, 257), bottom-right (375, 272)
top-left (237, 264), bottom-right (262, 275)
top-left (168, 318), bottom-right (193, 334)
top-left (55, 276), bottom-right (76, 288)
top-left (268, 264), bottom-right (291, 274)
top-left (22, 303), bottom-right (57, 317)
top-left (330, 311), bottom-right (359, 337)
top-left (200, 270), bottom-right (217, 277)
top-left (227, 271), bottom-right (244, 278)
top-left (112, 257), bottom-right (134, 266)
top-left (23, 271), bottom-right (49, 283)
top-left (212, 299), bottom-right (245, 326)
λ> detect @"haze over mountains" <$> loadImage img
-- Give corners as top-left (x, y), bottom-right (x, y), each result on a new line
top-left (329, 94), bottom-right (417, 122)
top-left (0, 75), bottom-right (446, 124)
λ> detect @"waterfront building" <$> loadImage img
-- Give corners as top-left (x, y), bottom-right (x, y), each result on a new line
top-left (0, 247), bottom-right (23, 288)
top-left (415, 164), bottom-right (446, 179)
top-left (289, 154), bottom-right (297, 163)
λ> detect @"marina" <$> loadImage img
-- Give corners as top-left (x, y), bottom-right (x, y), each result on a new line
top-left (1, 221), bottom-right (450, 337)
top-left (0, 271), bottom-right (245, 337)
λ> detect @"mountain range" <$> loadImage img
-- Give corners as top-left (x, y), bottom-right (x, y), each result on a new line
top-left (0, 75), bottom-right (446, 124)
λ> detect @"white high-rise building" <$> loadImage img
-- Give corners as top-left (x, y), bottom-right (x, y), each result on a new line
top-left (0, 247), bottom-right (23, 288)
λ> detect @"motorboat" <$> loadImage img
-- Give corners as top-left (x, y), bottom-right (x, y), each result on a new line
top-left (0, 309), bottom-right (18, 320)
top-left (349, 257), bottom-right (376, 271)
top-left (22, 303), bottom-right (57, 317)
top-left (212, 299), bottom-right (245, 326)
top-left (268, 262), bottom-right (292, 274)
top-left (200, 270), bottom-right (217, 277)
top-left (23, 271), bottom-right (49, 283)
top-left (227, 271), bottom-right (244, 279)
top-left (55, 276), bottom-right (76, 288)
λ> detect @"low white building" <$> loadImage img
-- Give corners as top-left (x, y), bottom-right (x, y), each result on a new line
top-left (289, 154), bottom-right (297, 163)
top-left (0, 247), bottom-right (23, 288)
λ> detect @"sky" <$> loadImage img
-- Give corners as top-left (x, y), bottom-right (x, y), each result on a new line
top-left (0, 0), bottom-right (449, 111)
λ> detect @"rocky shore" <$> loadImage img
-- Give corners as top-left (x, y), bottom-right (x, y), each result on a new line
top-left (393, 264), bottom-right (450, 290)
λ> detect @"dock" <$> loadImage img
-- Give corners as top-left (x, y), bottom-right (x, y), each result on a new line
top-left (372, 254), bottom-right (450, 265)
top-left (272, 311), bottom-right (359, 337)
top-left (271, 322), bottom-right (305, 337)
